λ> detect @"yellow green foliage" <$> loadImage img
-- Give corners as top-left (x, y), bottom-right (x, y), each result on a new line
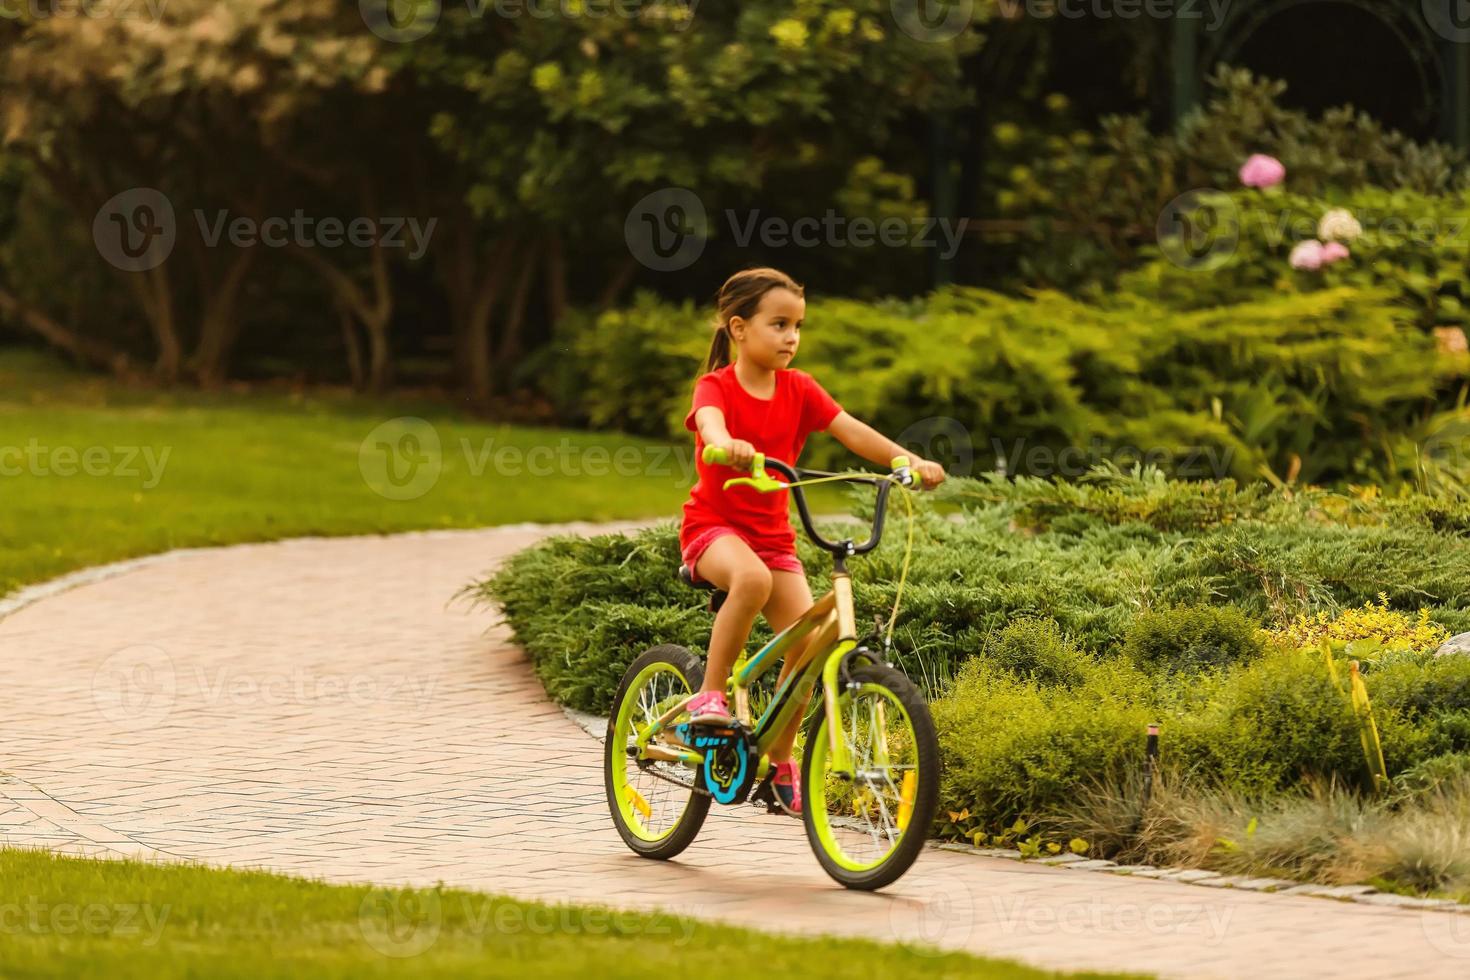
top-left (1266, 596), bottom-right (1449, 653)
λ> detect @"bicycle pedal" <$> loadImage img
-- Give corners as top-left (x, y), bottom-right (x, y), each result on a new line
top-left (749, 777), bottom-right (785, 814)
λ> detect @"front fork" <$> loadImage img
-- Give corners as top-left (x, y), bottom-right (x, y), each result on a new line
top-left (822, 571), bottom-right (864, 777)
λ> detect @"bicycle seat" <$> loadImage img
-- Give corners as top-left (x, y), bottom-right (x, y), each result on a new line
top-left (678, 565), bottom-right (728, 614)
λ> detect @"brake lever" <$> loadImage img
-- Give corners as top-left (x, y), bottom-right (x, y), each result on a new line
top-left (720, 454), bottom-right (787, 494)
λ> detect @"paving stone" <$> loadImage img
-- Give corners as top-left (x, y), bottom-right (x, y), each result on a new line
top-left (1231, 878), bottom-right (1298, 892)
top-left (1064, 859), bottom-right (1118, 871)
top-left (2, 523), bottom-right (1467, 980)
top-left (1156, 868), bottom-right (1223, 883)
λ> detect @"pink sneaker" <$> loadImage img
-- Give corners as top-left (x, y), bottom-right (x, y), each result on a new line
top-left (684, 689), bottom-right (734, 726)
top-left (773, 760), bottom-right (802, 815)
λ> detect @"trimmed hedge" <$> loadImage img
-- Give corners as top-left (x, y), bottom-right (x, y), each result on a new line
top-left (540, 283), bottom-right (1460, 488)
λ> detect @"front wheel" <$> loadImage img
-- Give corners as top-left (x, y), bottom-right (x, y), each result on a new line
top-left (604, 645), bottom-right (711, 859)
top-left (801, 663), bottom-right (940, 890)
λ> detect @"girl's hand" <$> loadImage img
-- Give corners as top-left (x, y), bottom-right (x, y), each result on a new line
top-left (720, 439), bottom-right (757, 469)
top-left (914, 458), bottom-right (947, 490)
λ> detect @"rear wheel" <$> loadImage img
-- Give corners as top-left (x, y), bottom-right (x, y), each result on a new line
top-left (604, 645), bottom-right (711, 859)
top-left (801, 663), bottom-right (940, 890)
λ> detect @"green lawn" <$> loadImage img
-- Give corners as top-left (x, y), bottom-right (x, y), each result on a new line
top-left (0, 350), bottom-right (838, 597)
top-left (0, 850), bottom-right (1145, 979)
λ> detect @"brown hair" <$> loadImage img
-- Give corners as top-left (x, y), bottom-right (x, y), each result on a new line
top-left (702, 267), bottom-right (804, 374)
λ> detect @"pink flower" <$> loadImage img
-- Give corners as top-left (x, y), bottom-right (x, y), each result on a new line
top-left (1320, 241), bottom-right (1350, 265)
top-left (1239, 154), bottom-right (1286, 189)
top-left (1290, 239), bottom-right (1325, 271)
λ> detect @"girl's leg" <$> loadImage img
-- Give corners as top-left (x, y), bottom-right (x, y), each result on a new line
top-left (762, 569), bottom-right (816, 763)
top-left (693, 535), bottom-right (773, 693)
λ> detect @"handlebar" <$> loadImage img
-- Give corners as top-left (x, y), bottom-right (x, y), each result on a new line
top-left (701, 445), bottom-right (917, 559)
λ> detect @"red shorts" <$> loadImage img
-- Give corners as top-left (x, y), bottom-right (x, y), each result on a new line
top-left (680, 526), bottom-right (804, 584)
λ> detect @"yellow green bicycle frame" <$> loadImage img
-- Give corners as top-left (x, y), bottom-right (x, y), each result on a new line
top-left (633, 447), bottom-right (917, 782)
top-left (633, 576), bottom-right (864, 778)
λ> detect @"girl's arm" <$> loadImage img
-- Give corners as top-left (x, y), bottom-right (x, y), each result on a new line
top-left (694, 406), bottom-right (757, 468)
top-left (827, 411), bottom-right (946, 489)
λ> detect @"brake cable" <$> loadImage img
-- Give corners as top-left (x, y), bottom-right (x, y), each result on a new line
top-left (765, 470), bottom-right (919, 658)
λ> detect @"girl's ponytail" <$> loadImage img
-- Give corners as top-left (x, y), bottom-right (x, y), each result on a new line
top-left (700, 266), bottom-right (803, 376)
top-left (703, 323), bottom-right (733, 373)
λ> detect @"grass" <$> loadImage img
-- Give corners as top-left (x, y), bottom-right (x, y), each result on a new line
top-left (0, 849), bottom-right (1147, 979)
top-left (0, 349), bottom-right (847, 597)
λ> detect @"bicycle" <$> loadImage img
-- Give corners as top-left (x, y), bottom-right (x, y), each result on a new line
top-left (603, 447), bottom-right (940, 890)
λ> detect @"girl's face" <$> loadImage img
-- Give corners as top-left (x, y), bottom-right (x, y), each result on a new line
top-left (730, 288), bottom-right (804, 371)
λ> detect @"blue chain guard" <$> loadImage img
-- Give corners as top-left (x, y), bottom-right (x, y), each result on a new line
top-left (674, 721), bottom-right (758, 805)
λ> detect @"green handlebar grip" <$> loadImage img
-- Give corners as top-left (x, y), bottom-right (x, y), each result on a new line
top-left (702, 445), bottom-right (728, 465)
top-left (890, 455), bottom-right (912, 471)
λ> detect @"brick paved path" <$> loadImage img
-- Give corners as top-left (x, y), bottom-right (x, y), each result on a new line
top-left (2, 525), bottom-right (1468, 978)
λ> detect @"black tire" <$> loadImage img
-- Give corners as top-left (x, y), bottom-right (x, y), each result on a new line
top-left (800, 663), bottom-right (940, 891)
top-left (604, 644), bottom-right (712, 860)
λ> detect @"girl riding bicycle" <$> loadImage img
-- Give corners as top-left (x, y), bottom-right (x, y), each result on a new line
top-left (680, 267), bottom-right (946, 816)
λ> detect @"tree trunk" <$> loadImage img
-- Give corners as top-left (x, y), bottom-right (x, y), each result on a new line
top-left (188, 247), bottom-right (258, 388)
top-left (289, 236), bottom-right (395, 393)
top-left (0, 286), bottom-right (134, 376)
top-left (544, 233), bottom-right (568, 329)
top-left (340, 304), bottom-right (365, 391)
top-left (441, 229), bottom-right (514, 408)
top-left (495, 239), bottom-right (540, 388)
top-left (121, 265), bottom-right (182, 382)
top-left (596, 254), bottom-right (638, 311)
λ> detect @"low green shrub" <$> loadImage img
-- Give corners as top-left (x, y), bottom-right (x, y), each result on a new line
top-left (932, 657), bottom-right (1155, 827)
top-left (543, 280), bottom-right (1453, 487)
top-left (1122, 606), bottom-right (1264, 675)
top-left (474, 471), bottom-right (1470, 714)
top-left (982, 617), bottom-right (1089, 688)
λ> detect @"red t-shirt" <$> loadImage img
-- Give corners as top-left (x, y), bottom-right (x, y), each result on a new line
top-left (680, 365), bottom-right (843, 554)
